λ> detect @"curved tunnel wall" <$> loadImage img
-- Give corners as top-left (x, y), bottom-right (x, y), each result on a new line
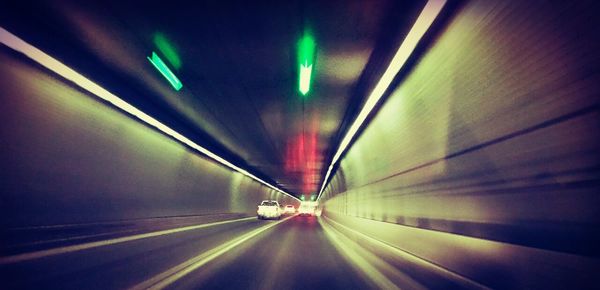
top-left (320, 0), bottom-right (600, 288)
top-left (0, 48), bottom-right (297, 228)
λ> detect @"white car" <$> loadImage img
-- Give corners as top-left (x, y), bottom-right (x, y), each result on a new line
top-left (257, 200), bottom-right (282, 220)
top-left (298, 202), bottom-right (317, 216)
top-left (283, 205), bottom-right (296, 214)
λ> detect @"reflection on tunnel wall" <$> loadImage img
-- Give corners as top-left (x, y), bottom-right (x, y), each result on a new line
top-left (0, 49), bottom-right (296, 228)
top-left (321, 0), bottom-right (599, 288)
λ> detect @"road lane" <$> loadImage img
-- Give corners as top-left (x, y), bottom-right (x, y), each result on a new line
top-left (0, 218), bottom-right (272, 289)
top-left (0, 214), bottom-right (251, 257)
top-left (170, 215), bottom-right (374, 290)
top-left (2, 214), bottom-right (439, 290)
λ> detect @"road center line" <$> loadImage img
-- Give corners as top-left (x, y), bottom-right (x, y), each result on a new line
top-left (0, 216), bottom-right (255, 265)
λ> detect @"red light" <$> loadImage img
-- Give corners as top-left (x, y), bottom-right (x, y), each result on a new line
top-left (285, 115), bottom-right (321, 194)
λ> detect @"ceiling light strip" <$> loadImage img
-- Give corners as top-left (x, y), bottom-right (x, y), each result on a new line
top-left (0, 27), bottom-right (298, 201)
top-left (317, 0), bottom-right (447, 199)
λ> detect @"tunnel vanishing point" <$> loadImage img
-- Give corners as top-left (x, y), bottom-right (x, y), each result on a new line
top-left (1, 0), bottom-right (599, 289)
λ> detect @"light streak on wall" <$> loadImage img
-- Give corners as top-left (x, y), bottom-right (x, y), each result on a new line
top-left (317, 0), bottom-right (447, 199)
top-left (0, 26), bottom-right (298, 201)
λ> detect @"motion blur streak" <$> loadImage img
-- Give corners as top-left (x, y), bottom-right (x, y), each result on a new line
top-left (1, 0), bottom-right (599, 289)
top-left (131, 215), bottom-right (294, 290)
top-left (319, 218), bottom-right (403, 290)
top-left (318, 0), bottom-right (447, 199)
top-left (319, 0), bottom-right (600, 288)
top-left (147, 51), bottom-right (183, 91)
top-left (0, 27), bottom-right (296, 201)
top-left (322, 216), bottom-right (490, 289)
top-left (0, 217), bottom-right (254, 265)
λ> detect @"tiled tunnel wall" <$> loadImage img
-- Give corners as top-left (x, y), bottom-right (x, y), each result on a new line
top-left (320, 0), bottom-right (600, 288)
top-left (0, 48), bottom-right (297, 228)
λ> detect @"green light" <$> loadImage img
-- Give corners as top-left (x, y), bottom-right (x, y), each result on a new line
top-left (0, 27), bottom-right (297, 201)
top-left (147, 52), bottom-right (183, 91)
top-left (311, 194), bottom-right (316, 201)
top-left (153, 33), bottom-right (182, 70)
top-left (298, 33), bottom-right (316, 96)
top-left (298, 34), bottom-right (315, 66)
top-left (300, 195), bottom-right (305, 201)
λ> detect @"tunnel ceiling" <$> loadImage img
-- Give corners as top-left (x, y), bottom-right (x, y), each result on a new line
top-left (0, 0), bottom-right (426, 197)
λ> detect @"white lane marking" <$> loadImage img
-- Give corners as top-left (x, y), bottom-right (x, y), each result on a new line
top-left (323, 216), bottom-right (490, 289)
top-left (319, 218), bottom-right (402, 290)
top-left (0, 217), bottom-right (256, 265)
top-left (131, 215), bottom-right (295, 290)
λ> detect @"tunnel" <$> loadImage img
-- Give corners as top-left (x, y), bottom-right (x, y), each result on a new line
top-left (1, 0), bottom-right (599, 289)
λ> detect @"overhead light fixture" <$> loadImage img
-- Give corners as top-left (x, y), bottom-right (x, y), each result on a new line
top-left (298, 33), bottom-right (315, 96)
top-left (299, 62), bottom-right (312, 95)
top-left (0, 27), bottom-right (298, 201)
top-left (317, 0), bottom-right (447, 200)
top-left (148, 51), bottom-right (183, 91)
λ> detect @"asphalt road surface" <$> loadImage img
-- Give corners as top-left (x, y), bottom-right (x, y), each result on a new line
top-left (0, 215), bottom-right (375, 290)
